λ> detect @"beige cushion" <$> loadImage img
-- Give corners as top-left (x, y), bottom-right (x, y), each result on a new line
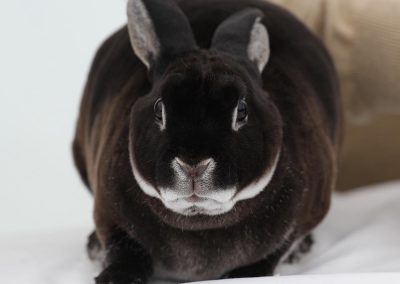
top-left (269, 0), bottom-right (400, 190)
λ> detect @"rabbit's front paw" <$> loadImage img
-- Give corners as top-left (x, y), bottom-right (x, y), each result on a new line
top-left (95, 265), bottom-right (146, 284)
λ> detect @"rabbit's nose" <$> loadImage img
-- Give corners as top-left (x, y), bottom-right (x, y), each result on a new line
top-left (176, 158), bottom-right (211, 179)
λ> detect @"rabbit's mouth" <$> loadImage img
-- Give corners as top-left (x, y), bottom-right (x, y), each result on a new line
top-left (159, 185), bottom-right (237, 216)
top-left (157, 158), bottom-right (238, 215)
top-left (160, 194), bottom-right (236, 216)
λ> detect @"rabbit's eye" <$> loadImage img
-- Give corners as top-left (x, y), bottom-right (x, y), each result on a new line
top-left (236, 100), bottom-right (248, 122)
top-left (232, 100), bottom-right (248, 131)
top-left (154, 98), bottom-right (166, 130)
top-left (154, 99), bottom-right (163, 121)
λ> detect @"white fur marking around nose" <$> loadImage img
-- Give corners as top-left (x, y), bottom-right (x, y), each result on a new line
top-left (160, 158), bottom-right (237, 215)
top-left (175, 157), bottom-right (212, 168)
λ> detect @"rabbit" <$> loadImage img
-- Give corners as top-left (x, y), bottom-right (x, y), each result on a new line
top-left (72, 0), bottom-right (342, 283)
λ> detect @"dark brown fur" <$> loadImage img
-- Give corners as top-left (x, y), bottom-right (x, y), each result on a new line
top-left (73, 0), bottom-right (341, 282)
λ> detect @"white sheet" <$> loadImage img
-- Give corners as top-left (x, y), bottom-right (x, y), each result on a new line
top-left (1, 182), bottom-right (399, 284)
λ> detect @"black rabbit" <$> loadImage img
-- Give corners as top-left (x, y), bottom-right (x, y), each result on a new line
top-left (73, 0), bottom-right (341, 283)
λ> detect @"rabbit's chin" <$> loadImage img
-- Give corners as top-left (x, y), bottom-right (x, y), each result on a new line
top-left (159, 194), bottom-right (236, 216)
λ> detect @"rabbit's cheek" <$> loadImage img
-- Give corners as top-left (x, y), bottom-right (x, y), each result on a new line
top-left (234, 149), bottom-right (281, 203)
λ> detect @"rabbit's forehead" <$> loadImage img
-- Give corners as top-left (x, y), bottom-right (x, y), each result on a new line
top-left (161, 70), bottom-right (247, 107)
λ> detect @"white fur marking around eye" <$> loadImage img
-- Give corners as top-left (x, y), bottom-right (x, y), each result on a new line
top-left (159, 103), bottom-right (166, 131)
top-left (248, 17), bottom-right (270, 72)
top-left (127, 0), bottom-right (160, 68)
top-left (232, 149), bottom-right (280, 203)
top-left (231, 105), bottom-right (239, 131)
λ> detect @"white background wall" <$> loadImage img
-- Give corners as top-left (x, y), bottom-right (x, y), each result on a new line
top-left (0, 0), bottom-right (126, 234)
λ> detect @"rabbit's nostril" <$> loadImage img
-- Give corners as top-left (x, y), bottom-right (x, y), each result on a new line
top-left (176, 158), bottom-right (211, 178)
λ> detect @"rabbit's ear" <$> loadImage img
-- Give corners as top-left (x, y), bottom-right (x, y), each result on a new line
top-left (127, 0), bottom-right (198, 75)
top-left (211, 9), bottom-right (270, 73)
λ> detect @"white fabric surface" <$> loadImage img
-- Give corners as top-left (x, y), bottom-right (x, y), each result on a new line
top-left (1, 182), bottom-right (399, 284)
